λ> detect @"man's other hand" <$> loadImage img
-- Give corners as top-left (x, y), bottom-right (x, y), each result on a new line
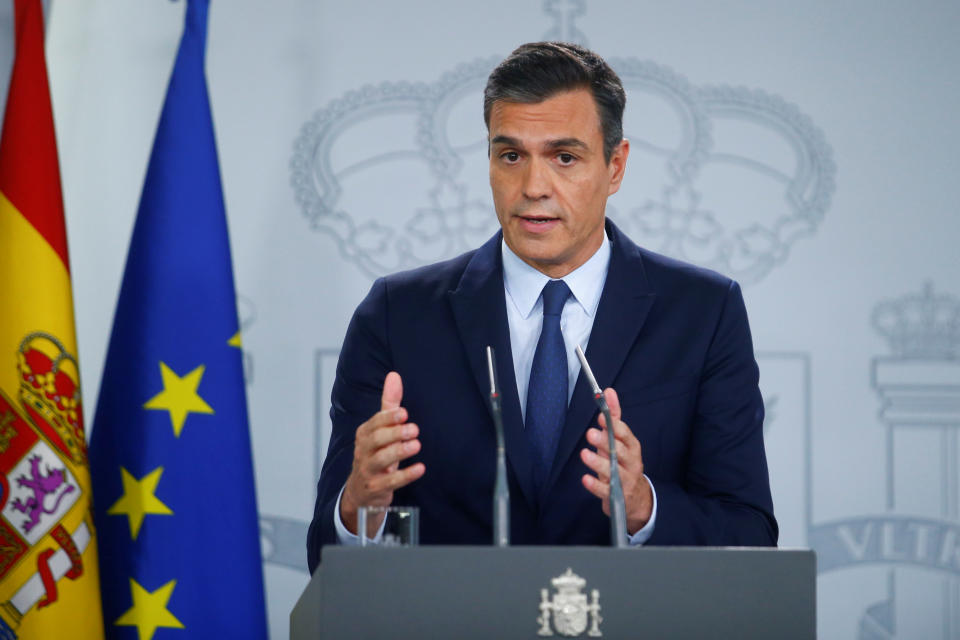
top-left (340, 371), bottom-right (425, 537)
top-left (579, 387), bottom-right (653, 535)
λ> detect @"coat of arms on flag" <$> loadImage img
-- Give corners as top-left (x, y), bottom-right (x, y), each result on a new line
top-left (0, 334), bottom-right (96, 633)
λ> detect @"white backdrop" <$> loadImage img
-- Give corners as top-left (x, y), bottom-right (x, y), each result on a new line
top-left (43, 1), bottom-right (960, 638)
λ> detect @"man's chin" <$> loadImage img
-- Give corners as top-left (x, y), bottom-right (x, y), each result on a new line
top-left (508, 234), bottom-right (557, 254)
top-left (510, 243), bottom-right (569, 273)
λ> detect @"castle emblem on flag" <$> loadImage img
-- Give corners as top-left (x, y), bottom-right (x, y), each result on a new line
top-left (537, 568), bottom-right (602, 637)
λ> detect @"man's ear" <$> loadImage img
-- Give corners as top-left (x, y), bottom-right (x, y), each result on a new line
top-left (607, 138), bottom-right (630, 196)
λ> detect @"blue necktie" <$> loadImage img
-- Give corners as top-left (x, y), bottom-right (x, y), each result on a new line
top-left (525, 279), bottom-right (572, 491)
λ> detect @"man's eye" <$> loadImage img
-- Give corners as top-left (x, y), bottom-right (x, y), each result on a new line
top-left (501, 151), bottom-right (520, 163)
top-left (557, 153), bottom-right (576, 165)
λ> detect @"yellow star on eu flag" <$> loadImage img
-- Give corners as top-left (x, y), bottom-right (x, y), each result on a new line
top-left (114, 578), bottom-right (184, 640)
top-left (228, 331), bottom-right (242, 348)
top-left (107, 467), bottom-right (173, 540)
top-left (143, 361), bottom-right (214, 437)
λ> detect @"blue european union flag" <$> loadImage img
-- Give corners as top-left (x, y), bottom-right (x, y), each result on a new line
top-left (90, 1), bottom-right (267, 638)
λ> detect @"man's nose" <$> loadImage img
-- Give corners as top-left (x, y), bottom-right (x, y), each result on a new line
top-left (521, 159), bottom-right (552, 200)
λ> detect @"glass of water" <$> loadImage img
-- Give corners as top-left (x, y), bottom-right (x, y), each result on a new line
top-left (358, 505), bottom-right (419, 547)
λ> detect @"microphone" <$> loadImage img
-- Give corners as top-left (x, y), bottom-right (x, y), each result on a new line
top-left (575, 345), bottom-right (628, 548)
top-left (485, 346), bottom-right (510, 547)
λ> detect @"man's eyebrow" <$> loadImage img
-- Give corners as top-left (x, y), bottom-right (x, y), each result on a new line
top-left (490, 135), bottom-right (522, 147)
top-left (545, 137), bottom-right (589, 151)
top-left (489, 136), bottom-right (590, 151)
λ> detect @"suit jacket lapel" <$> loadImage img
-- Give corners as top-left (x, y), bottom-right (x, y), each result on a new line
top-left (544, 221), bottom-right (657, 496)
top-left (447, 232), bottom-right (538, 509)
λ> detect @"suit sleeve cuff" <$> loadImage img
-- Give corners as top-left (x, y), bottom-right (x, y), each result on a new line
top-left (627, 474), bottom-right (658, 546)
top-left (334, 485), bottom-right (386, 545)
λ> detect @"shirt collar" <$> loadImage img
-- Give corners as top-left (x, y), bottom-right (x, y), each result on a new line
top-left (501, 233), bottom-right (611, 320)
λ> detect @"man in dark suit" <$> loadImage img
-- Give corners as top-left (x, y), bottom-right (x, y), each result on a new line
top-left (308, 42), bottom-right (777, 572)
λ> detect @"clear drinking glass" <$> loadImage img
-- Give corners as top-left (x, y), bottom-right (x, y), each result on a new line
top-left (358, 505), bottom-right (419, 547)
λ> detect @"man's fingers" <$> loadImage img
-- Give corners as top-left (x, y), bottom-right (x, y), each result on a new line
top-left (581, 473), bottom-right (610, 502)
top-left (381, 371), bottom-right (403, 411)
top-left (603, 387), bottom-right (622, 421)
top-left (355, 408), bottom-right (408, 453)
top-left (367, 437), bottom-right (421, 474)
top-left (585, 428), bottom-right (632, 461)
top-left (596, 412), bottom-right (636, 446)
top-left (367, 422), bottom-right (419, 451)
top-left (580, 447), bottom-right (619, 483)
top-left (368, 462), bottom-right (426, 493)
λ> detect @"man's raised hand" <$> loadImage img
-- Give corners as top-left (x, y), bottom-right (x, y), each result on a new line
top-left (340, 371), bottom-right (425, 537)
top-left (579, 387), bottom-right (653, 535)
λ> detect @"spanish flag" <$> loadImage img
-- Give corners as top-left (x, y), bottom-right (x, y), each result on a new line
top-left (0, 1), bottom-right (105, 637)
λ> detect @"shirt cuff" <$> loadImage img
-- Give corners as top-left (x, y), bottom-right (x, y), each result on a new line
top-left (627, 474), bottom-right (658, 546)
top-left (334, 485), bottom-right (386, 545)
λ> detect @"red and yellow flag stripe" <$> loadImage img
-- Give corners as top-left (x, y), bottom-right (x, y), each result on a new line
top-left (0, 1), bottom-right (104, 637)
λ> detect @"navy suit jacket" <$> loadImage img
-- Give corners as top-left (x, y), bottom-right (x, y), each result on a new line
top-left (307, 220), bottom-right (777, 572)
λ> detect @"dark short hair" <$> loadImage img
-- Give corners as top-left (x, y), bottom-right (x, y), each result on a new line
top-left (483, 42), bottom-right (626, 163)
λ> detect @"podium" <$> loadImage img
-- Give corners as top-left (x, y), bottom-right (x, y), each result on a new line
top-left (291, 546), bottom-right (815, 639)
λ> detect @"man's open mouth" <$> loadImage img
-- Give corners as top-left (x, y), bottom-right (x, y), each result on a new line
top-left (519, 216), bottom-right (558, 224)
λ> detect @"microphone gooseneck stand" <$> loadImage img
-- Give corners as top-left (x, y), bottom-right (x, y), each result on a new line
top-left (485, 346), bottom-right (510, 547)
top-left (576, 345), bottom-right (629, 548)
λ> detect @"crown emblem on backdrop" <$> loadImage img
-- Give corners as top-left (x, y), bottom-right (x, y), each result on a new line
top-left (290, 17), bottom-right (835, 284)
top-left (871, 282), bottom-right (960, 359)
top-left (16, 332), bottom-right (85, 464)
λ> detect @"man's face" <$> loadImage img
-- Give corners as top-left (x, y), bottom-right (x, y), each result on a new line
top-left (488, 88), bottom-right (629, 278)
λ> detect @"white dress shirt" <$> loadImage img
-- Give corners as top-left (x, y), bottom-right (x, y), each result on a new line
top-left (335, 235), bottom-right (657, 545)
top-left (501, 234), bottom-right (609, 418)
